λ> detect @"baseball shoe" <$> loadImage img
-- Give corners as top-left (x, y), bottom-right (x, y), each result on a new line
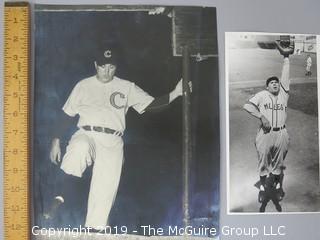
top-left (275, 203), bottom-right (282, 212)
top-left (259, 203), bottom-right (267, 212)
top-left (43, 196), bottom-right (64, 220)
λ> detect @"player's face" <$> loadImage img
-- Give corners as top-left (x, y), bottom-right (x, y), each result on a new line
top-left (95, 62), bottom-right (117, 83)
top-left (267, 80), bottom-right (280, 95)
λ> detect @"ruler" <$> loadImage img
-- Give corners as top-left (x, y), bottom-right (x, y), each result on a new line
top-left (4, 2), bottom-right (30, 240)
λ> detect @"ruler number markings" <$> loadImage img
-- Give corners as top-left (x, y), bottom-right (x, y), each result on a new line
top-left (4, 3), bottom-right (30, 240)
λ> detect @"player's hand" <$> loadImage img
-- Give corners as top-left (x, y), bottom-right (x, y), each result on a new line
top-left (174, 78), bottom-right (192, 96)
top-left (275, 40), bottom-right (294, 58)
top-left (260, 115), bottom-right (271, 133)
top-left (174, 79), bottom-right (183, 96)
top-left (50, 138), bottom-right (61, 165)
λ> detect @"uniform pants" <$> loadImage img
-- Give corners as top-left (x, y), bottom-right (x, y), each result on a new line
top-left (60, 128), bottom-right (124, 230)
top-left (306, 64), bottom-right (311, 72)
top-left (255, 128), bottom-right (289, 176)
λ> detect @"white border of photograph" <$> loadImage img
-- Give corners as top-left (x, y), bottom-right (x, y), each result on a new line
top-left (225, 32), bottom-right (320, 215)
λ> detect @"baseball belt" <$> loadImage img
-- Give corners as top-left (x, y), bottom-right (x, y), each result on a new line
top-left (82, 125), bottom-right (123, 137)
top-left (272, 125), bottom-right (286, 132)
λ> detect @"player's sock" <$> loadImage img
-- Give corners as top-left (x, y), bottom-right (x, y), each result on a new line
top-left (260, 175), bottom-right (267, 191)
top-left (273, 174), bottom-right (281, 189)
top-left (271, 197), bottom-right (282, 212)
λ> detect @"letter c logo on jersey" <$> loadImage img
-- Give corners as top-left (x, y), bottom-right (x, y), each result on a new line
top-left (110, 92), bottom-right (125, 109)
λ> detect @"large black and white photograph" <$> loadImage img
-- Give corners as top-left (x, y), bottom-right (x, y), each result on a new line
top-left (32, 5), bottom-right (220, 239)
top-left (226, 32), bottom-right (320, 213)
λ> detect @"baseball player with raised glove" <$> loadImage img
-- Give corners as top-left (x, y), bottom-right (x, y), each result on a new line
top-left (43, 48), bottom-right (191, 231)
top-left (243, 37), bottom-right (294, 212)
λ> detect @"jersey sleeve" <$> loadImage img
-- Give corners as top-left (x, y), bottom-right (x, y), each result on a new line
top-left (127, 83), bottom-right (155, 114)
top-left (62, 83), bottom-right (82, 117)
top-left (248, 92), bottom-right (262, 109)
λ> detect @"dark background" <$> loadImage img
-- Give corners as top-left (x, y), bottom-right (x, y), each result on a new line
top-left (33, 8), bottom-right (219, 235)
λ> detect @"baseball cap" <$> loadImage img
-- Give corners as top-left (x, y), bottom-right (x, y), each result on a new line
top-left (266, 76), bottom-right (279, 86)
top-left (95, 49), bottom-right (118, 66)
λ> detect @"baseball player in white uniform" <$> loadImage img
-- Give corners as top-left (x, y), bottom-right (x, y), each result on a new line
top-left (45, 49), bottom-right (188, 230)
top-left (306, 54), bottom-right (312, 76)
top-left (243, 40), bottom-right (294, 209)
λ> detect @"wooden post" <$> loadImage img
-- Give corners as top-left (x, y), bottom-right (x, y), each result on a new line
top-left (182, 45), bottom-right (191, 228)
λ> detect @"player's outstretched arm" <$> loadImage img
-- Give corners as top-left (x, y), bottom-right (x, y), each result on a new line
top-left (169, 78), bottom-right (192, 102)
top-left (145, 79), bottom-right (192, 112)
top-left (275, 39), bottom-right (294, 91)
top-left (243, 103), bottom-right (271, 133)
top-left (280, 58), bottom-right (290, 91)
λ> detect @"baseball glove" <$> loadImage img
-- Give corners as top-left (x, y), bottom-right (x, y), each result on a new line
top-left (275, 39), bottom-right (294, 57)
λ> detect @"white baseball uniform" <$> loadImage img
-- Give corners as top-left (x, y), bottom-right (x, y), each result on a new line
top-left (306, 56), bottom-right (312, 72)
top-left (60, 75), bottom-right (154, 229)
top-left (248, 58), bottom-right (290, 176)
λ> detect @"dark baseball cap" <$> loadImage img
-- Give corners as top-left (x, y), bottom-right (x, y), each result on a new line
top-left (95, 49), bottom-right (118, 66)
top-left (266, 76), bottom-right (279, 86)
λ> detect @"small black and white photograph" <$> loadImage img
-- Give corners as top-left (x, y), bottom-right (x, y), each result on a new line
top-left (32, 4), bottom-right (220, 239)
top-left (226, 32), bottom-right (320, 213)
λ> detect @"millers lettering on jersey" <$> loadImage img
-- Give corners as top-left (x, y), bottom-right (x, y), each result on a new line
top-left (263, 103), bottom-right (287, 111)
